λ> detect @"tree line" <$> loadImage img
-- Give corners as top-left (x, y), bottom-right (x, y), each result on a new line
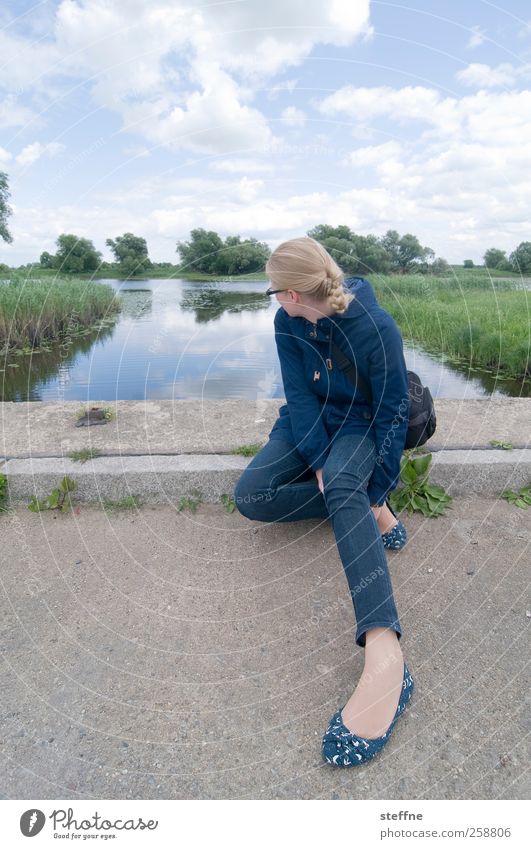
top-left (33, 226), bottom-right (445, 276)
top-left (1, 170), bottom-right (531, 275)
top-left (481, 245), bottom-right (531, 274)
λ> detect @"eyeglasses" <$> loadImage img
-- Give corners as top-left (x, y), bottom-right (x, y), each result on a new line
top-left (265, 287), bottom-right (285, 296)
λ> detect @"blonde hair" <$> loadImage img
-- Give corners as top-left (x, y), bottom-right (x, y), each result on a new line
top-left (265, 236), bottom-right (355, 315)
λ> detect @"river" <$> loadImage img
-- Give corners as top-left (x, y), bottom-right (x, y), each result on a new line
top-left (1, 278), bottom-right (528, 402)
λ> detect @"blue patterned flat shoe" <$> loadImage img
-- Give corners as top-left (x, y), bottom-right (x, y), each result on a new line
top-left (381, 499), bottom-right (407, 550)
top-left (322, 663), bottom-right (414, 767)
top-left (381, 520), bottom-right (407, 550)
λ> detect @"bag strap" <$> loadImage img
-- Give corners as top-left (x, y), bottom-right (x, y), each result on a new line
top-left (330, 341), bottom-right (373, 406)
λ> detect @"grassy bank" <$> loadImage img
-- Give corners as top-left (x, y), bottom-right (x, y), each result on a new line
top-left (372, 274), bottom-right (530, 379)
top-left (0, 274), bottom-right (121, 353)
top-left (8, 265), bottom-right (268, 282)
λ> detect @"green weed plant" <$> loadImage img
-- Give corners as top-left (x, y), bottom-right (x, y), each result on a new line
top-left (388, 453), bottom-right (452, 517)
top-left (28, 475), bottom-right (77, 513)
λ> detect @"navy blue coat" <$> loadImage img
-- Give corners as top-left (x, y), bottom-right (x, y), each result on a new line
top-left (269, 276), bottom-right (409, 507)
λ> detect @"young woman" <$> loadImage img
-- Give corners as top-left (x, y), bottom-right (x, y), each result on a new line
top-left (233, 236), bottom-right (414, 767)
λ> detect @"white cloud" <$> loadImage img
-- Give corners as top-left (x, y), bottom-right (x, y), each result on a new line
top-left (235, 177), bottom-right (265, 203)
top-left (317, 85), bottom-right (442, 125)
top-left (0, 146), bottom-right (12, 166)
top-left (280, 106), bottom-right (306, 127)
top-left (0, 94), bottom-right (36, 128)
top-left (189, 0), bottom-right (371, 77)
top-left (209, 159), bottom-right (275, 174)
top-left (317, 85), bottom-right (531, 146)
top-left (118, 61), bottom-right (274, 155)
top-left (361, 23), bottom-right (375, 42)
top-left (266, 79), bottom-right (299, 100)
top-left (21, 0), bottom-right (369, 155)
top-left (15, 142), bottom-right (66, 168)
top-left (467, 26), bottom-right (487, 48)
top-left (455, 62), bottom-right (528, 88)
top-left (0, 31), bottom-right (61, 92)
top-left (344, 141), bottom-right (402, 168)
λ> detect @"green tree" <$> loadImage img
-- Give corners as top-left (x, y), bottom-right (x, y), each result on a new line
top-left (54, 234), bottom-right (101, 273)
top-left (484, 248), bottom-right (510, 270)
top-left (509, 241), bottom-right (531, 274)
top-left (106, 232), bottom-right (151, 276)
top-left (0, 171), bottom-right (13, 244)
top-left (39, 251), bottom-right (54, 268)
top-left (307, 224), bottom-right (391, 274)
top-left (214, 235), bottom-right (270, 274)
top-left (176, 228), bottom-right (224, 273)
top-left (463, 259), bottom-right (474, 268)
top-left (421, 256), bottom-right (450, 275)
top-left (379, 230), bottom-right (433, 273)
top-left (176, 229), bottom-right (269, 275)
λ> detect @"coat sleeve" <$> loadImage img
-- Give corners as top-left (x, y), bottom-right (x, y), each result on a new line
top-left (366, 315), bottom-right (409, 507)
top-left (274, 309), bottom-right (331, 472)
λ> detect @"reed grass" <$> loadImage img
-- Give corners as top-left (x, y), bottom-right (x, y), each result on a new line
top-left (371, 274), bottom-right (530, 379)
top-left (0, 273), bottom-right (120, 352)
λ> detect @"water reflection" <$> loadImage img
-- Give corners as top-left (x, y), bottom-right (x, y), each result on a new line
top-left (1, 322), bottom-right (117, 402)
top-left (1, 278), bottom-right (528, 401)
top-left (180, 287), bottom-right (267, 322)
top-left (119, 287), bottom-right (153, 319)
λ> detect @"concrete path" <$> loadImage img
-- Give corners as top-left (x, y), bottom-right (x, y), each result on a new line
top-left (0, 496), bottom-right (529, 799)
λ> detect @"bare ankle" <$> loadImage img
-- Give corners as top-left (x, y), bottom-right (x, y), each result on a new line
top-left (364, 627), bottom-right (403, 667)
top-left (377, 504), bottom-right (399, 534)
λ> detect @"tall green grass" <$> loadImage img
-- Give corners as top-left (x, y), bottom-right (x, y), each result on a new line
top-left (371, 274), bottom-right (530, 379)
top-left (0, 273), bottom-right (120, 352)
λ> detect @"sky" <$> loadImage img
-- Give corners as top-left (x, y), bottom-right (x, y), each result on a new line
top-left (1, 0), bottom-right (531, 266)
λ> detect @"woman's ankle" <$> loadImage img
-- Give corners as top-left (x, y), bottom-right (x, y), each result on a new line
top-left (376, 504), bottom-right (399, 534)
top-left (364, 627), bottom-right (403, 667)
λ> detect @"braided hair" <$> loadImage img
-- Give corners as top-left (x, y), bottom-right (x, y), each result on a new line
top-left (265, 236), bottom-right (355, 315)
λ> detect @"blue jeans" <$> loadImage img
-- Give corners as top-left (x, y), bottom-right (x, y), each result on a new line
top-left (233, 430), bottom-right (402, 648)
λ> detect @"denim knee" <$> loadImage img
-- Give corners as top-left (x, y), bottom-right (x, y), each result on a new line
top-left (321, 466), bottom-right (368, 498)
top-left (233, 476), bottom-right (273, 520)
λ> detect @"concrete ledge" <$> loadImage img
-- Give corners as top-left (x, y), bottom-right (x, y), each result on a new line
top-left (3, 450), bottom-right (531, 504)
top-left (430, 449), bottom-right (531, 495)
top-left (1, 398), bottom-right (530, 458)
top-left (3, 454), bottom-right (246, 505)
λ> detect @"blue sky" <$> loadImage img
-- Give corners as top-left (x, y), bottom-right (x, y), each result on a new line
top-left (1, 0), bottom-right (531, 265)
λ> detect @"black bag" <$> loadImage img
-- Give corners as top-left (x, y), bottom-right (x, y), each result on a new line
top-left (330, 341), bottom-right (437, 449)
